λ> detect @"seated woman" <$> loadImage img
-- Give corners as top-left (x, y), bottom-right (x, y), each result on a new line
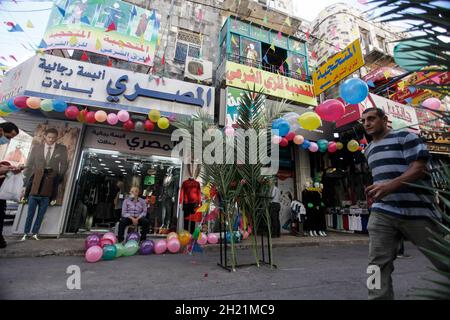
top-left (117, 187), bottom-right (150, 243)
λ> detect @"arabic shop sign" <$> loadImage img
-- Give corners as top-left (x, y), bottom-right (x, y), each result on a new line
top-left (313, 39), bottom-right (365, 95)
top-left (422, 130), bottom-right (450, 145)
top-left (43, 0), bottom-right (161, 66)
top-left (84, 127), bottom-right (175, 157)
top-left (22, 55), bottom-right (214, 116)
top-left (225, 61), bottom-right (317, 106)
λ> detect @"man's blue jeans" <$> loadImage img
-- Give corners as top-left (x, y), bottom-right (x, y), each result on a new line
top-left (24, 196), bottom-right (50, 234)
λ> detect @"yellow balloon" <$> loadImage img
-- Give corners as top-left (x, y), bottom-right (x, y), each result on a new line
top-left (178, 231), bottom-right (191, 246)
top-left (347, 140), bottom-right (359, 152)
top-left (336, 142), bottom-right (344, 150)
top-left (297, 112), bottom-right (322, 131)
top-left (0, 110), bottom-right (10, 117)
top-left (148, 109), bottom-right (161, 123)
top-left (157, 117), bottom-right (170, 129)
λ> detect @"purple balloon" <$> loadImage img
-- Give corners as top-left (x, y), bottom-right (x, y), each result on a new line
top-left (140, 240), bottom-right (155, 255)
top-left (126, 232), bottom-right (140, 242)
top-left (85, 234), bottom-right (101, 250)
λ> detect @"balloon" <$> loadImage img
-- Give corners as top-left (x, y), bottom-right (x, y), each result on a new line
top-left (328, 142), bottom-right (337, 153)
top-left (40, 99), bottom-right (54, 112)
top-left (293, 135), bottom-right (304, 145)
top-left (140, 240), bottom-right (155, 255)
top-left (123, 120), bottom-right (135, 131)
top-left (207, 233), bottom-right (218, 244)
top-left (65, 106), bottom-right (79, 119)
top-left (391, 118), bottom-right (407, 130)
top-left (282, 112), bottom-right (301, 132)
top-left (336, 142), bottom-right (344, 150)
top-left (224, 126), bottom-right (235, 136)
top-left (4, 99), bottom-right (18, 112)
top-left (154, 240), bottom-right (167, 254)
top-left (85, 245), bottom-right (103, 263)
top-left (126, 232), bottom-right (140, 242)
top-left (144, 120), bottom-right (154, 131)
top-left (102, 232), bottom-right (117, 245)
top-left (85, 234), bottom-right (101, 250)
top-left (124, 240), bottom-right (139, 256)
top-left (102, 245), bottom-right (117, 260)
top-left (167, 238), bottom-right (181, 253)
top-left (149, 109), bottom-right (161, 123)
top-left (242, 231), bottom-right (249, 240)
top-left (360, 138), bottom-right (368, 145)
top-left (197, 233), bottom-right (208, 245)
top-left (13, 96), bottom-right (28, 109)
top-left (0, 109), bottom-right (10, 116)
top-left (309, 142), bottom-right (319, 152)
top-left (77, 109), bottom-right (88, 123)
top-left (422, 97), bottom-right (441, 111)
top-left (94, 110), bottom-right (107, 123)
top-left (271, 135), bottom-right (282, 144)
top-left (347, 139), bottom-right (359, 152)
top-left (178, 231), bottom-right (191, 246)
top-left (114, 243), bottom-right (125, 257)
top-left (394, 39), bottom-right (436, 71)
top-left (317, 139), bottom-right (328, 153)
top-left (26, 97), bottom-right (41, 109)
top-left (117, 110), bottom-right (130, 122)
top-left (107, 113), bottom-right (119, 125)
top-left (339, 78), bottom-right (369, 104)
top-left (298, 112), bottom-right (322, 131)
top-left (85, 111), bottom-right (96, 123)
top-left (315, 99), bottom-right (345, 122)
top-left (285, 131), bottom-right (296, 141)
top-left (272, 119), bottom-right (290, 137)
top-left (301, 139), bottom-right (311, 149)
top-left (52, 100), bottom-right (67, 112)
top-left (157, 117), bottom-right (170, 129)
top-left (135, 121), bottom-right (144, 131)
top-left (100, 238), bottom-right (113, 248)
top-left (167, 232), bottom-right (178, 241)
top-left (279, 137), bottom-right (289, 147)
top-left (0, 102), bottom-right (12, 113)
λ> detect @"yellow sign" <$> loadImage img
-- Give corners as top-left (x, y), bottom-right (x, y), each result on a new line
top-left (313, 39), bottom-right (365, 95)
top-left (225, 61), bottom-right (317, 106)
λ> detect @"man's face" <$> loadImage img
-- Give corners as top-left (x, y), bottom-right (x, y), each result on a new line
top-left (44, 133), bottom-right (58, 145)
top-left (361, 110), bottom-right (387, 136)
top-left (4, 130), bottom-right (17, 140)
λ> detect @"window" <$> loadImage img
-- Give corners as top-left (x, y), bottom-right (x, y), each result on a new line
top-left (174, 29), bottom-right (202, 63)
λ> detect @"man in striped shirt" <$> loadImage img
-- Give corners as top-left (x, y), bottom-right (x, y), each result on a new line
top-left (362, 108), bottom-right (448, 300)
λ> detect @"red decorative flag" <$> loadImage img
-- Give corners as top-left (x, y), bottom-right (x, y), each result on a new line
top-left (105, 21), bottom-right (116, 32)
top-left (144, 55), bottom-right (151, 64)
top-left (311, 51), bottom-right (317, 59)
top-left (107, 59), bottom-right (113, 67)
top-left (305, 31), bottom-right (310, 40)
top-left (277, 31), bottom-right (282, 40)
top-left (161, 55), bottom-right (165, 65)
top-left (9, 55), bottom-right (17, 62)
top-left (197, 67), bottom-right (203, 76)
top-left (279, 64), bottom-right (285, 74)
top-left (185, 211), bottom-right (202, 222)
top-left (81, 51), bottom-right (89, 61)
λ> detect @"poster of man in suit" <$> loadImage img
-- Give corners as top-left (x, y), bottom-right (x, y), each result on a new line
top-left (23, 123), bottom-right (80, 205)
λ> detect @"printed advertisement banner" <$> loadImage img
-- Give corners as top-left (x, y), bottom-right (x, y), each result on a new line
top-left (225, 61), bottom-right (317, 106)
top-left (43, 0), bottom-right (161, 66)
top-left (313, 39), bottom-right (365, 95)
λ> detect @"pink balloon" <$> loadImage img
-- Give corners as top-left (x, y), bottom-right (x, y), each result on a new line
top-left (285, 131), bottom-right (296, 141)
top-left (309, 142), bottom-right (319, 152)
top-left (167, 239), bottom-right (181, 253)
top-left (242, 231), bottom-right (249, 240)
top-left (293, 135), bottom-right (304, 145)
top-left (207, 233), bottom-right (218, 244)
top-left (100, 238), bottom-right (113, 248)
top-left (154, 240), bottom-right (167, 254)
top-left (85, 245), bottom-right (103, 263)
top-left (65, 106), bottom-right (79, 120)
top-left (315, 99), bottom-right (345, 122)
top-left (272, 135), bottom-right (282, 144)
top-left (197, 233), bottom-right (208, 245)
top-left (107, 113), bottom-right (119, 125)
top-left (117, 110), bottom-right (130, 122)
top-left (328, 141), bottom-right (337, 153)
top-left (422, 98), bottom-right (441, 111)
top-left (102, 232), bottom-right (117, 245)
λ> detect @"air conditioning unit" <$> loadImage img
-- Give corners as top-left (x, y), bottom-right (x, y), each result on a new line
top-left (184, 57), bottom-right (213, 84)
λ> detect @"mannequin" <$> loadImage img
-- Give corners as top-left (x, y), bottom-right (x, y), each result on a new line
top-left (179, 176), bottom-right (201, 233)
top-left (302, 181), bottom-right (327, 237)
top-left (159, 167), bottom-right (177, 232)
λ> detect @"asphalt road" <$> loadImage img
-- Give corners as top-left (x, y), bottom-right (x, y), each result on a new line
top-left (0, 242), bottom-right (440, 300)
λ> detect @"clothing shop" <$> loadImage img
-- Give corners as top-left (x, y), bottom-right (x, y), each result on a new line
top-left (0, 54), bottom-right (215, 237)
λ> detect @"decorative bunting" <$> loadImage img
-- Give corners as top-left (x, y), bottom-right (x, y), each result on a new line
top-left (383, 70), bottom-right (391, 79)
top-left (367, 80), bottom-right (375, 88)
top-left (279, 64), bottom-right (285, 74)
top-left (311, 51), bottom-right (317, 59)
top-left (80, 16), bottom-right (90, 24)
top-left (408, 86), bottom-right (416, 93)
top-left (284, 17), bottom-right (291, 27)
top-left (161, 55), bottom-right (165, 65)
top-left (106, 21), bottom-right (116, 32)
top-left (197, 67), bottom-right (203, 76)
top-left (69, 36), bottom-right (77, 46)
top-left (398, 81), bottom-right (405, 90)
top-left (296, 68), bottom-right (303, 75)
top-left (130, 6), bottom-right (137, 18)
top-left (405, 97), bottom-right (413, 104)
top-left (305, 31), bottom-right (310, 41)
top-left (277, 31), bottom-right (282, 40)
top-left (196, 9), bottom-right (204, 22)
top-left (81, 51), bottom-right (89, 61)
top-left (56, 5), bottom-right (66, 17)
top-left (150, 9), bottom-right (156, 20)
top-left (95, 38), bottom-right (102, 50)
top-left (6, 23), bottom-right (23, 32)
top-left (263, 54), bottom-right (269, 64)
top-left (118, 40), bottom-right (124, 48)
top-left (231, 35), bottom-right (238, 46)
top-left (334, 43), bottom-right (340, 51)
top-left (144, 55), bottom-right (151, 64)
top-left (157, 35), bottom-right (161, 46)
top-left (9, 55), bottom-right (17, 62)
top-left (139, 34), bottom-right (145, 44)
top-left (107, 59), bottom-right (113, 67)
top-left (26, 20), bottom-right (34, 28)
top-left (38, 39), bottom-right (47, 49)
top-left (270, 43), bottom-right (276, 52)
top-left (263, 15), bottom-right (268, 23)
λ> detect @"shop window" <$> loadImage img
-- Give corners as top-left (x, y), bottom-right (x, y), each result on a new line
top-left (174, 29), bottom-right (202, 63)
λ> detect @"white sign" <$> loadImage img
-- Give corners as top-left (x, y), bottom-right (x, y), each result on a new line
top-left (0, 57), bottom-right (35, 104)
top-left (0, 55), bottom-right (214, 117)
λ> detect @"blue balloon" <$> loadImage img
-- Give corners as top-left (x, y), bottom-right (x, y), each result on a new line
top-left (0, 101), bottom-right (14, 113)
top-left (7, 98), bottom-right (19, 112)
top-left (272, 119), bottom-right (290, 137)
top-left (52, 100), bottom-right (67, 112)
top-left (301, 139), bottom-right (311, 149)
top-left (339, 78), bottom-right (369, 104)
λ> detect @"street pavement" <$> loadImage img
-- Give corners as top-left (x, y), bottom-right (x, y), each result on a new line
top-left (0, 242), bottom-right (440, 300)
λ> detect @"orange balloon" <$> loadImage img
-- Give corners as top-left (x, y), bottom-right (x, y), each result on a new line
top-left (178, 231), bottom-right (191, 246)
top-left (26, 97), bottom-right (41, 109)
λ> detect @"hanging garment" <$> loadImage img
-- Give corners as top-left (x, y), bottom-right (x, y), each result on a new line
top-left (179, 178), bottom-right (201, 205)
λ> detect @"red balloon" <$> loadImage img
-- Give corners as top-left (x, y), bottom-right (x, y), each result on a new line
top-left (77, 109), bottom-right (88, 122)
top-left (285, 131), bottom-right (296, 141)
top-left (123, 120), bottom-right (135, 131)
top-left (279, 137), bottom-right (289, 147)
top-left (360, 138), bottom-right (368, 145)
top-left (85, 111), bottom-right (96, 123)
top-left (315, 99), bottom-right (345, 122)
top-left (65, 106), bottom-right (79, 120)
top-left (144, 120), bottom-right (154, 131)
top-left (13, 96), bottom-right (29, 109)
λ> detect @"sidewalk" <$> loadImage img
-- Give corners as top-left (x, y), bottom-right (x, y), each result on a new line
top-left (0, 232), bottom-right (369, 258)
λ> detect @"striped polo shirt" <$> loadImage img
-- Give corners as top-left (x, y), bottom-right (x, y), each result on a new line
top-left (365, 130), bottom-right (439, 219)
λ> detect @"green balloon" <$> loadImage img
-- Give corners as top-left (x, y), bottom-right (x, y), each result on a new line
top-left (40, 99), bottom-right (54, 112)
top-left (114, 243), bottom-right (125, 257)
top-left (124, 240), bottom-right (139, 256)
top-left (102, 245), bottom-right (117, 260)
